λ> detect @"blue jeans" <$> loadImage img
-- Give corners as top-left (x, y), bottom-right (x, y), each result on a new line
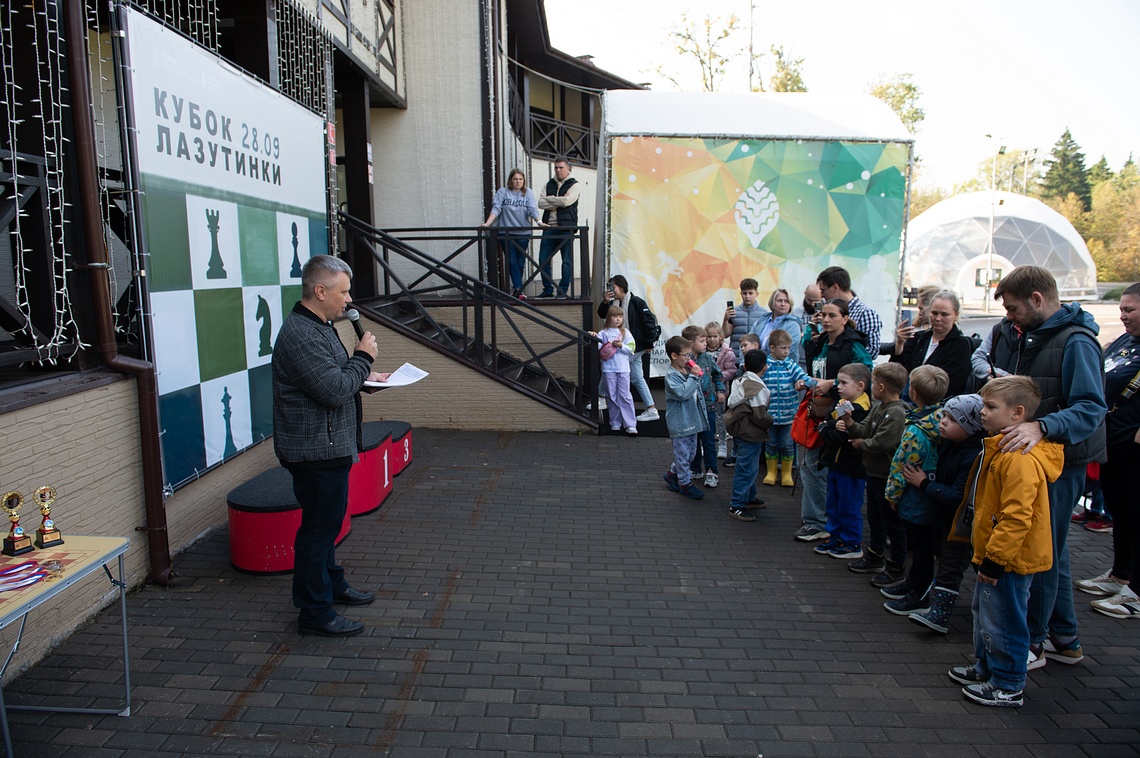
top-left (538, 229), bottom-right (573, 295)
top-left (865, 476), bottom-right (907, 565)
top-left (825, 470), bottom-right (865, 545)
top-left (692, 409), bottom-right (718, 475)
top-left (630, 350), bottom-right (654, 408)
top-left (765, 423), bottom-right (794, 458)
top-left (290, 463), bottom-right (351, 626)
top-left (729, 439), bottom-right (763, 509)
top-left (671, 434), bottom-right (698, 486)
top-left (499, 232), bottom-right (530, 291)
top-left (1027, 465), bottom-right (1081, 644)
top-left (800, 446), bottom-right (828, 529)
top-left (972, 571), bottom-right (1033, 691)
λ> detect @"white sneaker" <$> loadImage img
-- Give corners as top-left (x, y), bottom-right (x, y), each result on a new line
top-left (586, 398), bottom-right (608, 411)
top-left (1075, 570), bottom-right (1129, 597)
top-left (636, 407), bottom-right (659, 422)
top-left (717, 444), bottom-right (728, 459)
top-left (704, 472), bottom-right (719, 488)
top-left (1027, 647), bottom-right (1046, 671)
top-left (624, 426), bottom-right (638, 435)
top-left (1091, 586), bottom-right (1140, 619)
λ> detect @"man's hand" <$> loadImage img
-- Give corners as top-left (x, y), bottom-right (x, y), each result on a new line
top-left (355, 331), bottom-right (378, 359)
top-left (367, 371), bottom-right (391, 383)
top-left (999, 420), bottom-right (1045, 454)
top-left (716, 391), bottom-right (726, 403)
top-left (850, 438), bottom-right (863, 450)
top-left (901, 463), bottom-right (926, 487)
top-left (813, 379), bottom-right (834, 395)
top-left (978, 571), bottom-right (999, 587)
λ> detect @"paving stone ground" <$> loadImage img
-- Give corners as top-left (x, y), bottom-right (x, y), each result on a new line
top-left (6, 429), bottom-right (1139, 757)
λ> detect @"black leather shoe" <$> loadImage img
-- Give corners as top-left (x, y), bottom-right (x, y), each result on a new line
top-left (298, 615), bottom-right (364, 637)
top-left (334, 587), bottom-right (375, 606)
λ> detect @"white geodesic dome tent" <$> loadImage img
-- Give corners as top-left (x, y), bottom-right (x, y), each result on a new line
top-left (905, 191), bottom-right (1097, 304)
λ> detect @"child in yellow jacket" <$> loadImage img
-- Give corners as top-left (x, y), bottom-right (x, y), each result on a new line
top-left (947, 376), bottom-right (1063, 708)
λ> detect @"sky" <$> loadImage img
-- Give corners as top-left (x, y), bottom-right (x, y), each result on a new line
top-left (544, 0), bottom-right (1140, 191)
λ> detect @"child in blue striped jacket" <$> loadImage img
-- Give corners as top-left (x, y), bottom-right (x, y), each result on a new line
top-left (763, 329), bottom-right (816, 486)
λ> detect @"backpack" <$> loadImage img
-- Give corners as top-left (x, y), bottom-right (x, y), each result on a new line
top-left (641, 304), bottom-right (662, 346)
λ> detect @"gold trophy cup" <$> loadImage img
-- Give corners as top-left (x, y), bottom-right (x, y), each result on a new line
top-left (33, 485), bottom-right (63, 549)
top-left (2, 491), bottom-right (34, 557)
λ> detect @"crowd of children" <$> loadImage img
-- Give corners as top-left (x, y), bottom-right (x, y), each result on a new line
top-left (648, 274), bottom-right (1084, 710)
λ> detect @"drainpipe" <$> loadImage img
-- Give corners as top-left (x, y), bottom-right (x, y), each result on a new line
top-left (63, 0), bottom-right (173, 585)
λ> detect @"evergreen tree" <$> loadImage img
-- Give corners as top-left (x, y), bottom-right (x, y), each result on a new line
top-left (1116, 153), bottom-right (1137, 191)
top-left (1088, 155), bottom-right (1114, 186)
top-left (1041, 128), bottom-right (1091, 210)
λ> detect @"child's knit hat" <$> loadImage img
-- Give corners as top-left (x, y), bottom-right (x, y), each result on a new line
top-left (943, 393), bottom-right (984, 435)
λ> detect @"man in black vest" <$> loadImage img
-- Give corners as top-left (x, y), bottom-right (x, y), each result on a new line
top-left (993, 265), bottom-right (1107, 669)
top-left (536, 157), bottom-right (580, 298)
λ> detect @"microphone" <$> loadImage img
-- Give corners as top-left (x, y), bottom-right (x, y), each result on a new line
top-left (345, 309), bottom-right (365, 340)
top-left (686, 359), bottom-right (703, 377)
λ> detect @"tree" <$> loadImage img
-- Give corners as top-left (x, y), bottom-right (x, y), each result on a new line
top-left (1088, 155), bottom-right (1114, 187)
top-left (656, 13), bottom-right (741, 92)
top-left (908, 183), bottom-right (948, 219)
top-left (953, 149), bottom-right (1042, 196)
top-left (1040, 128), bottom-right (1091, 211)
top-left (766, 45), bottom-right (807, 92)
top-left (1116, 154), bottom-right (1137, 191)
top-left (867, 74), bottom-right (925, 135)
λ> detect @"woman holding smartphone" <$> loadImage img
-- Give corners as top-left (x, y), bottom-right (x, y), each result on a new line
top-left (890, 290), bottom-right (973, 398)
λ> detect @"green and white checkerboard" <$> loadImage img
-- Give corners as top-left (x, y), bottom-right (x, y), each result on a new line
top-left (142, 175), bottom-right (328, 487)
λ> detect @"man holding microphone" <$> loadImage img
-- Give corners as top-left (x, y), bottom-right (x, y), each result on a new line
top-left (272, 255), bottom-right (390, 637)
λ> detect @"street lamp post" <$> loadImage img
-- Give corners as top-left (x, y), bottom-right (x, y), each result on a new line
top-left (984, 134), bottom-right (1007, 314)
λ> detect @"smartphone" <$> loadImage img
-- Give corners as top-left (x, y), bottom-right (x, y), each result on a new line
top-left (900, 309), bottom-right (913, 324)
top-left (727, 300), bottom-right (734, 309)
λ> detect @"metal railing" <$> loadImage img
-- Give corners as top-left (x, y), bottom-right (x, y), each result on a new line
top-left (528, 113), bottom-right (598, 166)
top-left (339, 214), bottom-right (601, 423)
top-left (374, 224), bottom-right (593, 301)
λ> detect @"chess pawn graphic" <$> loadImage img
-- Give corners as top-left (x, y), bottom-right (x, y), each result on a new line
top-left (205, 208), bottom-right (228, 279)
top-left (2, 490), bottom-right (33, 557)
top-left (33, 485), bottom-right (63, 549)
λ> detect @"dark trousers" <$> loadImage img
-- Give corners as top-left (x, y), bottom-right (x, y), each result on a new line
top-left (290, 463), bottom-right (351, 625)
top-left (903, 519), bottom-right (937, 592)
top-left (538, 229), bottom-right (573, 295)
top-left (866, 476), bottom-right (907, 565)
top-left (1102, 441), bottom-right (1140, 582)
top-left (934, 501), bottom-right (974, 592)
